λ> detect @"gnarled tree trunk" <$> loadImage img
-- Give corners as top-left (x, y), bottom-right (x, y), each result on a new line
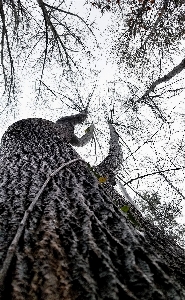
top-left (0, 118), bottom-right (185, 300)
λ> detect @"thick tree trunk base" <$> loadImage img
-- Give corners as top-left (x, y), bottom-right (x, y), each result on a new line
top-left (0, 119), bottom-right (185, 299)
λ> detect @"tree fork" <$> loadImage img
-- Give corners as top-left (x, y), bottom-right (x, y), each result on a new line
top-left (0, 118), bottom-right (184, 299)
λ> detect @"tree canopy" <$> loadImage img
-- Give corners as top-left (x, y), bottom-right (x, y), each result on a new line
top-left (0, 0), bottom-right (185, 246)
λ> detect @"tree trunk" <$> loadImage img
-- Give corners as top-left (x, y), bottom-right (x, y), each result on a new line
top-left (0, 118), bottom-right (184, 300)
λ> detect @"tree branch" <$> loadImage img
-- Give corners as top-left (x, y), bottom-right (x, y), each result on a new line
top-left (140, 58), bottom-right (185, 100)
top-left (124, 167), bottom-right (184, 186)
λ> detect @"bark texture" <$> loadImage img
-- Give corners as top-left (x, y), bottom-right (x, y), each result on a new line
top-left (0, 118), bottom-right (185, 300)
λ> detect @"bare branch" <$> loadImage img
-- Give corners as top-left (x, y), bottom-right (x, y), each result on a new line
top-left (43, 1), bottom-right (95, 37)
top-left (140, 58), bottom-right (185, 100)
top-left (95, 123), bottom-right (123, 185)
top-left (0, 0), bottom-right (15, 89)
top-left (37, 0), bottom-right (72, 65)
top-left (124, 167), bottom-right (184, 186)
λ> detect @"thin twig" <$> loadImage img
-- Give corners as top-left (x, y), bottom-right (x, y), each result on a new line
top-left (124, 167), bottom-right (184, 186)
top-left (43, 1), bottom-right (95, 37)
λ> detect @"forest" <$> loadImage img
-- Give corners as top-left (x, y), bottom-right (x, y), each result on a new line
top-left (0, 1), bottom-right (185, 299)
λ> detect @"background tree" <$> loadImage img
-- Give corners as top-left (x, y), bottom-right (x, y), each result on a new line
top-left (137, 190), bottom-right (185, 242)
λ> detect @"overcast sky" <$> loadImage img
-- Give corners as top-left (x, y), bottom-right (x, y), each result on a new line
top-left (0, 1), bottom-right (185, 245)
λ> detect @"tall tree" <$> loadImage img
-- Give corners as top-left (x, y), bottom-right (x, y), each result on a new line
top-left (0, 0), bottom-right (184, 258)
top-left (0, 112), bottom-right (185, 299)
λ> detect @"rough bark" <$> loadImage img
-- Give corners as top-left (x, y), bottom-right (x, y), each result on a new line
top-left (0, 118), bottom-right (185, 300)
